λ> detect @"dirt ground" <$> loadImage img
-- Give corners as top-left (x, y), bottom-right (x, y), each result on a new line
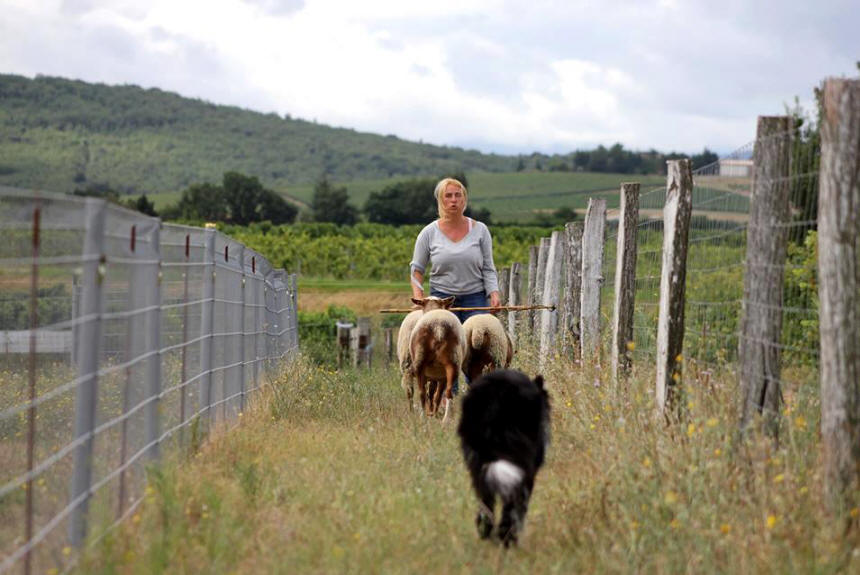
top-left (299, 290), bottom-right (412, 316)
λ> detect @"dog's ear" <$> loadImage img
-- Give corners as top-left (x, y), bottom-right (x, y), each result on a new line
top-left (533, 375), bottom-right (545, 390)
top-left (442, 296), bottom-right (456, 308)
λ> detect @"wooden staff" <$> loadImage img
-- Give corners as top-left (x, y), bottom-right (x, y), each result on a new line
top-left (379, 304), bottom-right (557, 314)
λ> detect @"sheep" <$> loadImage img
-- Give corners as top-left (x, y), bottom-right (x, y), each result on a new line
top-left (462, 313), bottom-right (514, 383)
top-left (409, 296), bottom-right (466, 423)
top-left (396, 309), bottom-right (424, 410)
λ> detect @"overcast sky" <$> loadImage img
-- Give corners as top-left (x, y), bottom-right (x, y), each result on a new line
top-left (1, 0), bottom-right (857, 155)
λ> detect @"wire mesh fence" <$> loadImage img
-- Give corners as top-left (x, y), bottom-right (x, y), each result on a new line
top-left (599, 122), bottom-right (822, 399)
top-left (0, 187), bottom-right (298, 574)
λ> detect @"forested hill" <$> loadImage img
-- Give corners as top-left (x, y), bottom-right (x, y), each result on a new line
top-left (0, 74), bottom-right (516, 195)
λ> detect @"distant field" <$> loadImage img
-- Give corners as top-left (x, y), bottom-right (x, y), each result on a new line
top-left (149, 171), bottom-right (667, 223)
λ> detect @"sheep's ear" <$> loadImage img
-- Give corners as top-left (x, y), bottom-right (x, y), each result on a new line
top-left (442, 296), bottom-right (456, 308)
top-left (533, 375), bottom-right (545, 390)
top-left (411, 297), bottom-right (425, 307)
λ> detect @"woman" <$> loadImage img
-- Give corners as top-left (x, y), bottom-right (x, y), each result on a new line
top-left (409, 177), bottom-right (501, 324)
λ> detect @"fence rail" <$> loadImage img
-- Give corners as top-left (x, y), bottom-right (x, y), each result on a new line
top-left (0, 187), bottom-right (298, 574)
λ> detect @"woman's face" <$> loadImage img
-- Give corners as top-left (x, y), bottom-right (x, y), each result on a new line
top-left (442, 183), bottom-right (466, 215)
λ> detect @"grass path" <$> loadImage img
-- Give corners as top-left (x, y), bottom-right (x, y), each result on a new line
top-left (79, 349), bottom-right (860, 574)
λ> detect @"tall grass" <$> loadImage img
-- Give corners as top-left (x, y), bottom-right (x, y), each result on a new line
top-left (78, 347), bottom-right (860, 574)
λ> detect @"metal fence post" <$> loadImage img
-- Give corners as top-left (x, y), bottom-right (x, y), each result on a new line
top-left (291, 273), bottom-right (299, 352)
top-left (237, 245), bottom-right (246, 413)
top-left (68, 197), bottom-right (107, 546)
top-left (200, 229), bottom-right (216, 424)
top-left (144, 223), bottom-right (162, 459)
top-left (251, 256), bottom-right (261, 392)
top-left (178, 233), bottom-right (191, 446)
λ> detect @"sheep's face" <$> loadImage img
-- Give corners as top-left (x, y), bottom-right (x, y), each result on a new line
top-left (411, 296), bottom-right (456, 311)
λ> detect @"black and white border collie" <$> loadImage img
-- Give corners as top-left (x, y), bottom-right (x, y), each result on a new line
top-left (457, 369), bottom-right (551, 547)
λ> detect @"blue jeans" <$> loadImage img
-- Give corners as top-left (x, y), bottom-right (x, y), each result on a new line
top-left (429, 290), bottom-right (489, 323)
top-left (430, 290), bottom-right (489, 392)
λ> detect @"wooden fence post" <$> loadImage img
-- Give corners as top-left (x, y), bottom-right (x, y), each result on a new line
top-left (540, 231), bottom-right (565, 362)
top-left (611, 183), bottom-right (640, 381)
top-left (738, 116), bottom-right (792, 438)
top-left (533, 238), bottom-right (551, 335)
top-left (656, 160), bottom-right (693, 416)
top-left (581, 199), bottom-right (607, 364)
top-left (498, 266), bottom-right (510, 328)
top-left (508, 263), bottom-right (523, 346)
top-left (818, 78), bottom-right (860, 504)
top-left (353, 317), bottom-right (371, 368)
top-left (384, 327), bottom-right (396, 365)
top-left (561, 222), bottom-right (584, 362)
top-left (337, 321), bottom-right (353, 368)
top-left (499, 266), bottom-right (510, 305)
top-left (526, 246), bottom-right (539, 338)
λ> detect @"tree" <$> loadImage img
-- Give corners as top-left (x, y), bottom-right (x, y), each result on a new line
top-left (516, 157), bottom-right (525, 172)
top-left (130, 194), bottom-right (157, 216)
top-left (311, 177), bottom-right (358, 225)
top-left (691, 148), bottom-right (719, 169)
top-left (223, 171), bottom-right (265, 225)
top-left (465, 205), bottom-right (492, 225)
top-left (163, 172), bottom-right (296, 224)
top-left (171, 182), bottom-right (227, 221)
top-left (258, 187), bottom-right (299, 225)
top-left (364, 178), bottom-right (437, 225)
top-left (221, 171), bottom-right (297, 225)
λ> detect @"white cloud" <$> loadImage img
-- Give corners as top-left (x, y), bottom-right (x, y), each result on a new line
top-left (1, 0), bottom-right (857, 154)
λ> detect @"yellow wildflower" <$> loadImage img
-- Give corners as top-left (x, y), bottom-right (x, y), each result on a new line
top-left (720, 524), bottom-right (731, 535)
top-left (766, 515), bottom-right (777, 529)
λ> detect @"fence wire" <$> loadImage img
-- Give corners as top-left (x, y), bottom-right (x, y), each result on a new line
top-left (0, 187), bottom-right (298, 574)
top-left (601, 128), bottom-right (820, 392)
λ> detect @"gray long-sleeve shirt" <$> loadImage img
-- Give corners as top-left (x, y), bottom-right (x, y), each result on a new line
top-left (410, 219), bottom-right (499, 296)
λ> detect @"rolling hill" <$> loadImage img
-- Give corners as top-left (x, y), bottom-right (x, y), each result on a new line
top-left (0, 74), bottom-right (518, 196)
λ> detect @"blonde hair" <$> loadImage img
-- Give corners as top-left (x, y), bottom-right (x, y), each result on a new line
top-left (434, 178), bottom-right (468, 220)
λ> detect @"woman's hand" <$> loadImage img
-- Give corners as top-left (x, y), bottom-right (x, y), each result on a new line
top-left (489, 291), bottom-right (501, 308)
